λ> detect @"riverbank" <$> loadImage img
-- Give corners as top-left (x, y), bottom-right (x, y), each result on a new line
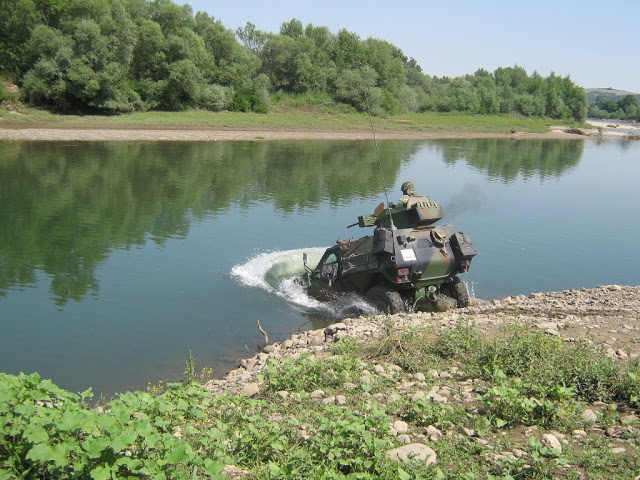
top-left (2, 285), bottom-right (639, 478)
top-left (0, 107), bottom-right (591, 141)
top-left (0, 125), bottom-right (584, 141)
top-left (203, 284), bottom-right (640, 478)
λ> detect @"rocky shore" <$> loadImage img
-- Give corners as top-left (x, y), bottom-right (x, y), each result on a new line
top-left (204, 285), bottom-right (640, 475)
top-left (206, 285), bottom-right (640, 396)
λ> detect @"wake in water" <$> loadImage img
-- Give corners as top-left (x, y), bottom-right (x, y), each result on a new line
top-left (230, 248), bottom-right (377, 318)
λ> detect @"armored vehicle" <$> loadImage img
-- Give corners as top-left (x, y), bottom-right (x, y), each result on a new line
top-left (303, 193), bottom-right (477, 313)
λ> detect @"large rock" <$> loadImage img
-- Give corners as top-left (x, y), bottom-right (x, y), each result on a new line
top-left (241, 382), bottom-right (260, 397)
top-left (385, 443), bottom-right (437, 466)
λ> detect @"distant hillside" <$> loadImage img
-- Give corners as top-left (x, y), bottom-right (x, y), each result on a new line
top-left (586, 87), bottom-right (640, 103)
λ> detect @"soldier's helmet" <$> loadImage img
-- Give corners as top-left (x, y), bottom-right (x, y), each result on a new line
top-left (401, 181), bottom-right (416, 195)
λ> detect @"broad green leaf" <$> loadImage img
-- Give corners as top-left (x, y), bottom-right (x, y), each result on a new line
top-left (26, 442), bottom-right (70, 468)
top-left (110, 429), bottom-right (138, 452)
top-left (0, 469), bottom-right (17, 480)
top-left (82, 436), bottom-right (111, 458)
top-left (23, 424), bottom-right (49, 444)
top-left (164, 441), bottom-right (192, 463)
top-left (90, 465), bottom-right (113, 480)
top-left (204, 459), bottom-right (226, 476)
top-left (58, 409), bottom-right (86, 432)
top-left (398, 467), bottom-right (411, 480)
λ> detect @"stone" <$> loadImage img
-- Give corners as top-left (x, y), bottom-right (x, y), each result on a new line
top-left (426, 425), bottom-right (442, 440)
top-left (411, 391), bottom-right (426, 402)
top-left (460, 427), bottom-right (476, 437)
top-left (276, 390), bottom-right (289, 399)
top-left (430, 393), bottom-right (448, 403)
top-left (241, 382), bottom-right (260, 397)
top-left (513, 449), bottom-right (527, 458)
top-left (311, 389), bottom-right (325, 398)
top-left (335, 395), bottom-right (347, 405)
top-left (412, 372), bottom-right (426, 381)
top-left (582, 408), bottom-right (598, 423)
top-left (620, 414), bottom-right (637, 425)
top-left (393, 420), bottom-right (409, 434)
top-left (397, 434), bottom-right (411, 444)
top-left (610, 447), bottom-right (626, 454)
top-left (542, 433), bottom-right (562, 452)
top-left (325, 322), bottom-right (347, 335)
top-left (616, 349), bottom-right (628, 359)
top-left (308, 331), bottom-right (325, 346)
top-left (387, 393), bottom-right (401, 404)
top-left (385, 444), bottom-right (437, 466)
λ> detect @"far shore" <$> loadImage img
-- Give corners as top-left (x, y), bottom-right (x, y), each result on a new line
top-left (0, 124), bottom-right (589, 141)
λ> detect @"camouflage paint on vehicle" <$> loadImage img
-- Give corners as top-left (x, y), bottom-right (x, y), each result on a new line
top-left (304, 193), bottom-right (477, 312)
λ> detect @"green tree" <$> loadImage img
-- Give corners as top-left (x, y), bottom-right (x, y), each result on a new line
top-left (162, 59), bottom-right (201, 110)
top-left (334, 66), bottom-right (382, 113)
top-left (0, 0), bottom-right (39, 76)
top-left (236, 22), bottom-right (267, 56)
top-left (203, 21), bottom-right (259, 86)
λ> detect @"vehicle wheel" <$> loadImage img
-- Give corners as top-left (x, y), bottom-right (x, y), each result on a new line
top-left (444, 276), bottom-right (470, 307)
top-left (367, 285), bottom-right (405, 314)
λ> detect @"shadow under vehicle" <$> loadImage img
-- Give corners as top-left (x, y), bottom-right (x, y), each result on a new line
top-left (303, 195), bottom-right (477, 313)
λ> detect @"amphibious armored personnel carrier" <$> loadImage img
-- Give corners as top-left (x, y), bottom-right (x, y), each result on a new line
top-left (303, 194), bottom-right (477, 313)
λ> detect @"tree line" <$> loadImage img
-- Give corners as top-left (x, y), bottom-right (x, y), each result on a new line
top-left (1, 0), bottom-right (587, 120)
top-left (588, 94), bottom-right (640, 121)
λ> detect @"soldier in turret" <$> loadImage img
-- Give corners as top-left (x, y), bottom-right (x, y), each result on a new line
top-left (396, 181), bottom-right (418, 207)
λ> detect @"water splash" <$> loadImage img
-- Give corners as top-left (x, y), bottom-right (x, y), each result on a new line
top-left (230, 248), bottom-right (376, 318)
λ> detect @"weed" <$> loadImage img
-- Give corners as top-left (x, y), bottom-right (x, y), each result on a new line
top-left (359, 321), bottom-right (439, 373)
top-left (260, 353), bottom-right (363, 393)
top-left (184, 349), bottom-right (195, 384)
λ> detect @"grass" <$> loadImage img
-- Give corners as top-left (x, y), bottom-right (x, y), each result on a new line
top-left (0, 103), bottom-right (584, 135)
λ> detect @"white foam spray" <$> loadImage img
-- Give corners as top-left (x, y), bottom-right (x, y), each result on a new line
top-left (230, 248), bottom-right (377, 318)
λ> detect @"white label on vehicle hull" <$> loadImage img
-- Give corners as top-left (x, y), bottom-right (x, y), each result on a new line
top-left (400, 249), bottom-right (416, 262)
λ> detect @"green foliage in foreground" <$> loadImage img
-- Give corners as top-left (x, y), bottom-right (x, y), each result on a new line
top-left (2, 321), bottom-right (640, 479)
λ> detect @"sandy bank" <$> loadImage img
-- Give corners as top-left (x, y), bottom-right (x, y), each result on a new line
top-left (0, 125), bottom-right (581, 142)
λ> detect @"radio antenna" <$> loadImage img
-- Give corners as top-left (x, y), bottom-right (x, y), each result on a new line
top-left (365, 91), bottom-right (395, 229)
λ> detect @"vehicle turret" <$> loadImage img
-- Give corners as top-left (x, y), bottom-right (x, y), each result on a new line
top-left (356, 196), bottom-right (443, 230)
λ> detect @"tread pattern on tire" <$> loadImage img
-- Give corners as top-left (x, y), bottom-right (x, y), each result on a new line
top-left (367, 285), bottom-right (405, 313)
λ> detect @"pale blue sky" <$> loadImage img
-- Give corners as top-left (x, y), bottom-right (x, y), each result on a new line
top-left (185, 0), bottom-right (639, 93)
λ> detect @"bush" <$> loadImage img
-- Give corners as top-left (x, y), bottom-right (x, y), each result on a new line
top-left (196, 83), bottom-right (233, 111)
top-left (230, 83), bottom-right (268, 113)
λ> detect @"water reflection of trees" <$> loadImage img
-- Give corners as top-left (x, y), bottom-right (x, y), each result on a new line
top-left (432, 139), bottom-right (584, 182)
top-left (0, 140), bottom-right (419, 304)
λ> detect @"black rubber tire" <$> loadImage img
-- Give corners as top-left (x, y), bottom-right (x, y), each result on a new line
top-left (367, 285), bottom-right (405, 314)
top-left (444, 276), bottom-right (470, 307)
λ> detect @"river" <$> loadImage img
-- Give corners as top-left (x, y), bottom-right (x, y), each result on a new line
top-left (1, 137), bottom-right (638, 396)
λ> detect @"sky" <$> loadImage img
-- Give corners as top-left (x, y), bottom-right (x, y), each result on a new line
top-left (184, 0), bottom-right (639, 93)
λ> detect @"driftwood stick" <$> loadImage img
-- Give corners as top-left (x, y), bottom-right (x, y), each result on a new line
top-left (257, 320), bottom-right (269, 345)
